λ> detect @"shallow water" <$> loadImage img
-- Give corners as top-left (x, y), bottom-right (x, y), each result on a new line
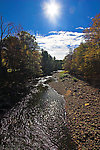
top-left (0, 77), bottom-right (76, 150)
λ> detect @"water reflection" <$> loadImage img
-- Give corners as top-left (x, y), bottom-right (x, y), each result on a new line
top-left (0, 76), bottom-right (77, 149)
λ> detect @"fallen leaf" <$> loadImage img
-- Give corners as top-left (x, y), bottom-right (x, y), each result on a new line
top-left (65, 90), bottom-right (71, 96)
top-left (85, 103), bottom-right (89, 106)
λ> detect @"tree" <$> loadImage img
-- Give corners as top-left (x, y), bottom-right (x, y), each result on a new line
top-left (83, 14), bottom-right (100, 76)
top-left (41, 50), bottom-right (52, 75)
top-left (17, 31), bottom-right (42, 76)
top-left (41, 49), bottom-right (62, 75)
top-left (84, 13), bottom-right (100, 47)
top-left (3, 36), bottom-right (25, 71)
top-left (2, 31), bottom-right (42, 77)
top-left (63, 13), bottom-right (100, 81)
top-left (0, 16), bottom-right (22, 76)
top-left (63, 54), bottom-right (72, 71)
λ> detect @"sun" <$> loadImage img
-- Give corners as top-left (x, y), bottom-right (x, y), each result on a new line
top-left (43, 0), bottom-right (61, 22)
top-left (45, 1), bottom-right (60, 18)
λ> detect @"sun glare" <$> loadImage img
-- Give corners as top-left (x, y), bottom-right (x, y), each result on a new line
top-left (43, 0), bottom-right (61, 22)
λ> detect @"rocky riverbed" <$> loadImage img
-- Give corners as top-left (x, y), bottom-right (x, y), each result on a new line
top-left (0, 76), bottom-right (77, 150)
top-left (49, 72), bottom-right (100, 150)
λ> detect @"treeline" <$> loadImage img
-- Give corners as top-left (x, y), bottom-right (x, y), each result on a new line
top-left (0, 16), bottom-right (62, 115)
top-left (1, 31), bottom-right (42, 77)
top-left (0, 16), bottom-right (62, 79)
top-left (41, 50), bottom-right (62, 75)
top-left (63, 14), bottom-right (100, 84)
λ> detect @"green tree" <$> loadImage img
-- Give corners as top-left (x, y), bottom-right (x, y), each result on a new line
top-left (41, 49), bottom-right (62, 75)
top-left (41, 50), bottom-right (53, 75)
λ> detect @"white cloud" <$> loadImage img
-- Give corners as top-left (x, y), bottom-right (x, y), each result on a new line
top-left (90, 17), bottom-right (93, 20)
top-left (85, 27), bottom-right (90, 30)
top-left (75, 27), bottom-right (84, 30)
top-left (36, 31), bottom-right (85, 60)
top-left (48, 31), bottom-right (58, 34)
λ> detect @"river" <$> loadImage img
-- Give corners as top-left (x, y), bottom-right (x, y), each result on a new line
top-left (0, 76), bottom-right (77, 150)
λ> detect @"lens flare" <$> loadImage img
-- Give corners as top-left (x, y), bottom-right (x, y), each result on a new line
top-left (43, 0), bottom-right (61, 22)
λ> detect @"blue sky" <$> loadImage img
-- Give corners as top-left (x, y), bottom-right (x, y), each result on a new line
top-left (0, 0), bottom-right (100, 59)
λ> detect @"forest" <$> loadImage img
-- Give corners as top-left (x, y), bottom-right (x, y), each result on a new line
top-left (0, 13), bottom-right (100, 113)
top-left (63, 14), bottom-right (100, 85)
top-left (0, 0), bottom-right (100, 148)
top-left (0, 16), bottom-right (62, 114)
top-left (0, 16), bottom-right (62, 79)
top-left (0, 11), bottom-right (100, 150)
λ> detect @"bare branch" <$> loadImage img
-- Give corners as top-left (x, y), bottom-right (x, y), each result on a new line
top-left (0, 16), bottom-right (23, 41)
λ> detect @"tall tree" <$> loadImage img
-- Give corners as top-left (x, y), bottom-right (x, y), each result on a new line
top-left (3, 31), bottom-right (42, 77)
top-left (17, 31), bottom-right (42, 76)
top-left (41, 49), bottom-right (62, 75)
top-left (0, 16), bottom-right (22, 76)
top-left (84, 13), bottom-right (100, 47)
top-left (83, 14), bottom-right (100, 76)
top-left (63, 13), bottom-right (100, 80)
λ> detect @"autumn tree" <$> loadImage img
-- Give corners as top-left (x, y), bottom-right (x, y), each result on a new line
top-left (18, 31), bottom-right (42, 76)
top-left (0, 16), bottom-right (22, 76)
top-left (84, 14), bottom-right (100, 45)
top-left (3, 31), bottom-right (42, 77)
top-left (3, 36), bottom-right (25, 71)
top-left (63, 54), bottom-right (72, 71)
top-left (83, 13), bottom-right (100, 76)
top-left (63, 13), bottom-right (100, 82)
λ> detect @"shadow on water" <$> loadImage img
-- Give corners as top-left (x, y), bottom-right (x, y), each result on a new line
top-left (0, 77), bottom-right (78, 150)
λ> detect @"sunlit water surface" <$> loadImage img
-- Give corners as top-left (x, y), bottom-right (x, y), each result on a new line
top-left (0, 76), bottom-right (76, 150)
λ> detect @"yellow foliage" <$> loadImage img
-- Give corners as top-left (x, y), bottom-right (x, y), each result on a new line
top-left (26, 50), bottom-right (29, 55)
top-left (3, 62), bottom-right (6, 66)
top-left (7, 69), bottom-right (12, 72)
top-left (65, 90), bottom-right (71, 96)
top-left (85, 103), bottom-right (89, 106)
top-left (2, 59), bottom-right (5, 63)
top-left (24, 45), bottom-right (27, 49)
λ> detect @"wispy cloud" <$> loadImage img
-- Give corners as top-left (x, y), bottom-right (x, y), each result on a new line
top-left (88, 16), bottom-right (94, 20)
top-left (90, 17), bottom-right (93, 20)
top-left (36, 31), bottom-right (85, 60)
top-left (75, 27), bottom-right (84, 30)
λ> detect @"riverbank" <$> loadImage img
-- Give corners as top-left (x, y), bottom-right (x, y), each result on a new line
top-left (49, 71), bottom-right (100, 150)
top-left (0, 76), bottom-right (78, 149)
top-left (0, 75), bottom-right (38, 120)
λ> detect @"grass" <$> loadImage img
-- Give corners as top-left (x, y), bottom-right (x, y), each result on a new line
top-left (59, 70), bottom-right (70, 79)
top-left (59, 70), bottom-right (79, 83)
top-left (72, 77), bottom-right (78, 82)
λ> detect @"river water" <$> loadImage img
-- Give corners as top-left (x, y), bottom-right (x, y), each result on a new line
top-left (0, 76), bottom-right (77, 150)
